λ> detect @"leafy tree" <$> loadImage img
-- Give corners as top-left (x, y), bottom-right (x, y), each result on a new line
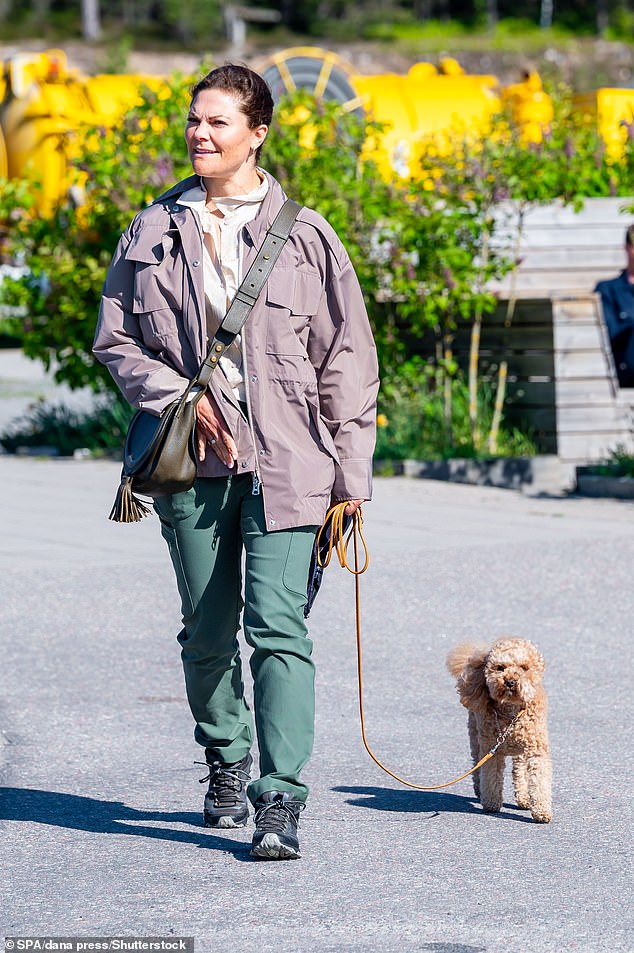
top-left (0, 76), bottom-right (192, 390)
top-left (0, 79), bottom-right (632, 460)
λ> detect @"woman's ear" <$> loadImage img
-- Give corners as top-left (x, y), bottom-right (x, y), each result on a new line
top-left (251, 123), bottom-right (268, 154)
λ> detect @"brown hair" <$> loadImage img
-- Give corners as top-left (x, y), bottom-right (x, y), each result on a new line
top-left (626, 224), bottom-right (634, 247)
top-left (190, 64), bottom-right (274, 161)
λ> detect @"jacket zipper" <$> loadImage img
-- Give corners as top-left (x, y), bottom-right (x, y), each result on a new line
top-left (241, 330), bottom-right (262, 495)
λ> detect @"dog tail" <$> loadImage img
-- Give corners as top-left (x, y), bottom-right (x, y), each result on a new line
top-left (446, 643), bottom-right (488, 678)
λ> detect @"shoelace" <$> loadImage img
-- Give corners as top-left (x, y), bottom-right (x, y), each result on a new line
top-left (253, 797), bottom-right (305, 833)
top-left (195, 760), bottom-right (250, 808)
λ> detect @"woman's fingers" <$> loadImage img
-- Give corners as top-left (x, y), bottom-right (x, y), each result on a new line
top-left (195, 392), bottom-right (237, 468)
top-left (196, 422), bottom-right (234, 467)
top-left (219, 430), bottom-right (238, 467)
top-left (212, 429), bottom-right (237, 468)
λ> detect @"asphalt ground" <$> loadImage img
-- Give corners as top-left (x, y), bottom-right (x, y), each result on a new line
top-left (0, 349), bottom-right (96, 433)
top-left (1, 456), bottom-right (633, 953)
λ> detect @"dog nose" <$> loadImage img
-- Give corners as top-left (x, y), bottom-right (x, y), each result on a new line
top-left (504, 678), bottom-right (517, 689)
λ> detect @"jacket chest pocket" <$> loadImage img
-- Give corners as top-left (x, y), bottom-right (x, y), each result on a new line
top-left (125, 226), bottom-right (183, 322)
top-left (265, 267), bottom-right (323, 357)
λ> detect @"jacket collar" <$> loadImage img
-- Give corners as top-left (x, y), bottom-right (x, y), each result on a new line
top-left (242, 171), bottom-right (288, 246)
top-left (153, 169), bottom-right (288, 221)
top-left (153, 174), bottom-right (200, 206)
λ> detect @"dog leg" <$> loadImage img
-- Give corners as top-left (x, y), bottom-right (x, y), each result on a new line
top-left (468, 711), bottom-right (480, 798)
top-left (479, 751), bottom-right (505, 813)
top-left (526, 752), bottom-right (553, 823)
top-left (512, 755), bottom-right (530, 810)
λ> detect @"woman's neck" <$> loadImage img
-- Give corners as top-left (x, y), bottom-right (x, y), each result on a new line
top-left (203, 167), bottom-right (263, 199)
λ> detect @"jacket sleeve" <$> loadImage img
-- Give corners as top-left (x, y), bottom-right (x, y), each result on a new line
top-left (595, 277), bottom-right (631, 345)
top-left (308, 253), bottom-right (380, 502)
top-left (93, 228), bottom-right (189, 415)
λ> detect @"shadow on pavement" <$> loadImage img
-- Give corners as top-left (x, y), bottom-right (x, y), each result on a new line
top-left (334, 785), bottom-right (535, 821)
top-left (0, 786), bottom-right (253, 857)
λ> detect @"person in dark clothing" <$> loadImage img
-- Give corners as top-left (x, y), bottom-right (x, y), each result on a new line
top-left (595, 224), bottom-right (634, 387)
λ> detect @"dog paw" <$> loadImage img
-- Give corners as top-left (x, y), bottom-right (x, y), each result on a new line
top-left (515, 800), bottom-right (531, 811)
top-left (531, 809), bottom-right (552, 823)
top-left (481, 801), bottom-right (503, 814)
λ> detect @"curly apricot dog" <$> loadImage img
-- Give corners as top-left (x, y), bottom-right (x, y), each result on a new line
top-left (446, 638), bottom-right (552, 823)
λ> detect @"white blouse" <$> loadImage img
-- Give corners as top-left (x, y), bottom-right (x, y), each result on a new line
top-left (178, 172), bottom-right (269, 401)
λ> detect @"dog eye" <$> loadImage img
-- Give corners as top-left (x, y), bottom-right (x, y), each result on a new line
top-left (496, 665), bottom-right (505, 671)
top-left (520, 664), bottom-right (529, 671)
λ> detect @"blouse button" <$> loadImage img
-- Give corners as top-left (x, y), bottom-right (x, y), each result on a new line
top-left (192, 260), bottom-right (200, 267)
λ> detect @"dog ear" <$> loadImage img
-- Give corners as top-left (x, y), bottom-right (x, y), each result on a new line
top-left (527, 642), bottom-right (545, 680)
top-left (447, 644), bottom-right (490, 712)
top-left (446, 643), bottom-right (487, 678)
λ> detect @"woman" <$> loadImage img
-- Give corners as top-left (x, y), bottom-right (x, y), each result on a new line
top-left (94, 64), bottom-right (379, 860)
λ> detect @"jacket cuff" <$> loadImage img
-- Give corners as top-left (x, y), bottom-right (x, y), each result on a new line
top-left (331, 457), bottom-right (373, 502)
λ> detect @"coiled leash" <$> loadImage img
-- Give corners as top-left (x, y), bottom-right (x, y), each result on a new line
top-left (317, 502), bottom-right (522, 791)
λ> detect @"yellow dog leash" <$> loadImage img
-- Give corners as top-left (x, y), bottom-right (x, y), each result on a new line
top-left (316, 502), bottom-right (521, 791)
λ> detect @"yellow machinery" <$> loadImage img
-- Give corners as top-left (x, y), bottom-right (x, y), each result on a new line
top-left (0, 45), bottom-right (631, 209)
top-left (0, 68), bottom-right (7, 180)
top-left (0, 49), bottom-right (163, 212)
top-left (574, 87), bottom-right (634, 159)
top-left (259, 47), bottom-right (554, 178)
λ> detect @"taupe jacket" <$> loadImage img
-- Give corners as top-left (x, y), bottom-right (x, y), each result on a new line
top-left (94, 171), bottom-right (379, 530)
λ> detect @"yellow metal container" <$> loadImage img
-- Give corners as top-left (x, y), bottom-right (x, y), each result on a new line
top-left (351, 64), bottom-right (502, 176)
top-left (1, 51), bottom-right (91, 212)
top-left (0, 49), bottom-right (164, 210)
top-left (260, 47), bottom-right (554, 178)
top-left (574, 87), bottom-right (634, 159)
top-left (0, 130), bottom-right (7, 180)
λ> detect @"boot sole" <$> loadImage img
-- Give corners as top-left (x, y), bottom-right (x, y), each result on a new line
top-left (204, 812), bottom-right (249, 829)
top-left (250, 833), bottom-right (301, 860)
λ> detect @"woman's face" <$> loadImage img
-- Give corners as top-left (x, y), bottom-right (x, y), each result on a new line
top-left (185, 88), bottom-right (267, 187)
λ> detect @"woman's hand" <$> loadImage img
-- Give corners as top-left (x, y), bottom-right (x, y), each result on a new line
top-left (195, 392), bottom-right (238, 468)
top-left (343, 499), bottom-right (365, 517)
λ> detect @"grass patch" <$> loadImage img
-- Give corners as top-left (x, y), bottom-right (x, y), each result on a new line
top-left (586, 444), bottom-right (634, 478)
top-left (362, 17), bottom-right (581, 51)
top-left (375, 369), bottom-right (537, 461)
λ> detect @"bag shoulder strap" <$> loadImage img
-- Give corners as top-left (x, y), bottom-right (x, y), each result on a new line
top-left (195, 198), bottom-right (302, 392)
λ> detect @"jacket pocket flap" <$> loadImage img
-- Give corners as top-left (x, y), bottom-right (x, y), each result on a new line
top-left (267, 267), bottom-right (323, 315)
top-left (125, 227), bottom-right (165, 264)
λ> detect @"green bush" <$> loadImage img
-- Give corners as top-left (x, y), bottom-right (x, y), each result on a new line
top-left (374, 358), bottom-right (537, 460)
top-left (0, 394), bottom-right (134, 456)
top-left (1, 79), bottom-right (632, 458)
top-left (590, 444), bottom-right (634, 478)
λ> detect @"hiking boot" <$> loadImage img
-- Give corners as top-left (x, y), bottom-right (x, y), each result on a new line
top-left (250, 791), bottom-right (305, 860)
top-left (196, 752), bottom-right (252, 829)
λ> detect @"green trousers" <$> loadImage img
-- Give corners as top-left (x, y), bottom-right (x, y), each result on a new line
top-left (154, 475), bottom-right (318, 804)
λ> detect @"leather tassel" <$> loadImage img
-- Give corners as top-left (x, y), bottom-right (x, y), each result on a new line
top-left (109, 475), bottom-right (152, 523)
